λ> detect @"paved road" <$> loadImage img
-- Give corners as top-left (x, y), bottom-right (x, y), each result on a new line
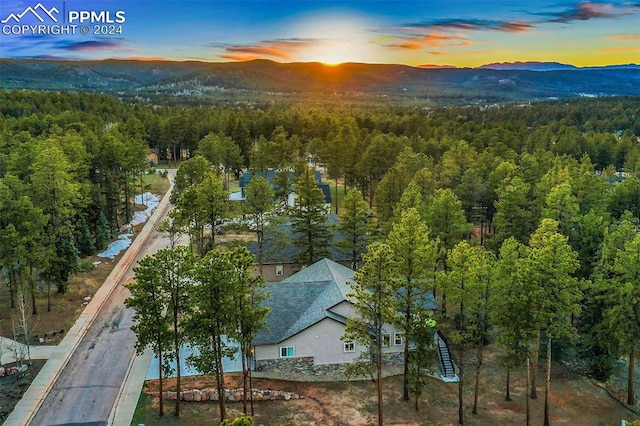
top-left (29, 172), bottom-right (176, 426)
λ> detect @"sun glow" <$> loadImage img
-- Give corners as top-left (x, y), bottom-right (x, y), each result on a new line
top-left (313, 40), bottom-right (357, 65)
top-left (291, 13), bottom-right (377, 64)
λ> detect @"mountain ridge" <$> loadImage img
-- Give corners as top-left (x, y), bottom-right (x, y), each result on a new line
top-left (1, 58), bottom-right (638, 105)
top-left (478, 61), bottom-right (639, 71)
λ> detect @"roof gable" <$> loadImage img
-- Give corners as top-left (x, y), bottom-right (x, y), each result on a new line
top-left (280, 258), bottom-right (354, 299)
top-left (255, 259), bottom-right (355, 345)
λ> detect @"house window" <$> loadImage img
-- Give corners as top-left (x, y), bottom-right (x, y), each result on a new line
top-left (280, 346), bottom-right (294, 358)
top-left (344, 341), bottom-right (355, 352)
top-left (394, 333), bottom-right (404, 346)
top-left (275, 265), bottom-right (284, 276)
top-left (382, 333), bottom-right (391, 347)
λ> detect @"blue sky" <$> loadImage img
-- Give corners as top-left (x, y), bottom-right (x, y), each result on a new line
top-left (1, 0), bottom-right (638, 67)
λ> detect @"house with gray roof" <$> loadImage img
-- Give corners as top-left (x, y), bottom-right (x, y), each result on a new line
top-left (238, 169), bottom-right (332, 204)
top-left (247, 214), bottom-right (353, 282)
top-left (253, 258), bottom-right (437, 377)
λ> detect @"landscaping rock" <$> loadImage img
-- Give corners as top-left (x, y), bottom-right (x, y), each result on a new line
top-left (148, 387), bottom-right (302, 402)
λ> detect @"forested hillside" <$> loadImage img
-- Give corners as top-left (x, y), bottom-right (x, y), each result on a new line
top-left (1, 59), bottom-right (639, 106)
top-left (1, 91), bottom-right (640, 421)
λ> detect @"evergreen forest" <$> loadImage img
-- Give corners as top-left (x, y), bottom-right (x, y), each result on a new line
top-left (1, 90), bottom-right (640, 422)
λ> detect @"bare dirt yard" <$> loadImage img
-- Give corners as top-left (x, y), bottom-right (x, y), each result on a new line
top-left (134, 350), bottom-right (639, 426)
top-left (0, 360), bottom-right (45, 422)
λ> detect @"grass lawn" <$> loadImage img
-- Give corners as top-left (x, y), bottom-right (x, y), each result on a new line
top-left (140, 170), bottom-right (171, 195)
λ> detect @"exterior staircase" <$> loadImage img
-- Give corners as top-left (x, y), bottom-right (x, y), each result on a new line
top-left (435, 331), bottom-right (459, 382)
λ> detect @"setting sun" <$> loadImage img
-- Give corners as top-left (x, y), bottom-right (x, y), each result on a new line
top-left (313, 40), bottom-right (356, 65)
top-left (291, 13), bottom-right (378, 64)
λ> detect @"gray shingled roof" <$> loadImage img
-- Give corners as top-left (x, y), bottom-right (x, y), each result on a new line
top-left (253, 258), bottom-right (439, 346)
top-left (254, 259), bottom-right (355, 345)
top-left (280, 258), bottom-right (354, 301)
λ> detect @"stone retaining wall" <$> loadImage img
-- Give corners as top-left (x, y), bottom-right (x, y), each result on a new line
top-left (147, 388), bottom-right (302, 402)
top-left (254, 352), bottom-right (404, 378)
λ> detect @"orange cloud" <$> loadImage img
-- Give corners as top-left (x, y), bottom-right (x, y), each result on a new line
top-left (502, 22), bottom-right (533, 32)
top-left (549, 1), bottom-right (628, 23)
top-left (218, 39), bottom-right (316, 61)
top-left (219, 53), bottom-right (261, 61)
top-left (605, 33), bottom-right (640, 42)
top-left (226, 45), bottom-right (290, 59)
top-left (393, 42), bottom-right (422, 50)
top-left (383, 32), bottom-right (472, 50)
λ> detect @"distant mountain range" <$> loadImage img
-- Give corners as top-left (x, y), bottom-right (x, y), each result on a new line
top-left (477, 61), bottom-right (640, 71)
top-left (1, 58), bottom-right (638, 105)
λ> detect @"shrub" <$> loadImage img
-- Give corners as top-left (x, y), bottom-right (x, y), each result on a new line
top-left (220, 415), bottom-right (255, 426)
top-left (77, 259), bottom-right (95, 272)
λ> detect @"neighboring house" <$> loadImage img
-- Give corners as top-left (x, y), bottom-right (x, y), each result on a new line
top-left (238, 169), bottom-right (332, 204)
top-left (146, 149), bottom-right (159, 166)
top-left (247, 214), bottom-right (352, 282)
top-left (253, 258), bottom-right (438, 377)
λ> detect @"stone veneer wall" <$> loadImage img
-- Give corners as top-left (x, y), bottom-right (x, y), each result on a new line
top-left (148, 388), bottom-right (302, 402)
top-left (256, 352), bottom-right (404, 377)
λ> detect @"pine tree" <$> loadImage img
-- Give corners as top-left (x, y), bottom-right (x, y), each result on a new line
top-left (441, 241), bottom-right (493, 424)
top-left (343, 243), bottom-right (397, 426)
top-left (424, 188), bottom-right (472, 316)
top-left (185, 249), bottom-right (237, 421)
top-left (227, 247), bottom-right (270, 416)
top-left (141, 246), bottom-right (194, 417)
top-left (96, 210), bottom-right (110, 250)
top-left (335, 189), bottom-right (370, 269)
top-left (388, 207), bottom-right (437, 401)
top-left (126, 256), bottom-right (173, 417)
top-left (407, 309), bottom-right (437, 411)
top-left (290, 166), bottom-right (331, 265)
top-left (603, 232), bottom-right (640, 405)
top-left (524, 219), bottom-right (580, 425)
top-left (244, 176), bottom-right (275, 276)
top-left (196, 172), bottom-right (228, 251)
top-left (490, 237), bottom-right (534, 404)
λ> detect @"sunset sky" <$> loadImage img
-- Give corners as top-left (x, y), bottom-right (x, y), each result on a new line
top-left (0, 0), bottom-right (638, 67)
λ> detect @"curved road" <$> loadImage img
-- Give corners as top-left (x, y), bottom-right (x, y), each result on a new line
top-left (30, 171), bottom-right (176, 426)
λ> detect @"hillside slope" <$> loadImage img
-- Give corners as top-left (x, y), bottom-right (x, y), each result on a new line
top-left (1, 59), bottom-right (639, 105)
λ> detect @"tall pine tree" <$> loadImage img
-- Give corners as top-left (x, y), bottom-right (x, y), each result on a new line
top-left (290, 166), bottom-right (331, 265)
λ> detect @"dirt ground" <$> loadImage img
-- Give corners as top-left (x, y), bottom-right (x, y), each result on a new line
top-left (0, 360), bottom-right (45, 422)
top-left (136, 350), bottom-right (639, 426)
top-left (0, 248), bottom-right (128, 345)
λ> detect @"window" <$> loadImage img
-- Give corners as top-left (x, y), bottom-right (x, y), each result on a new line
top-left (382, 333), bottom-right (391, 347)
top-left (394, 333), bottom-right (404, 346)
top-left (280, 346), bottom-right (294, 358)
top-left (344, 341), bottom-right (355, 352)
top-left (275, 265), bottom-right (284, 276)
